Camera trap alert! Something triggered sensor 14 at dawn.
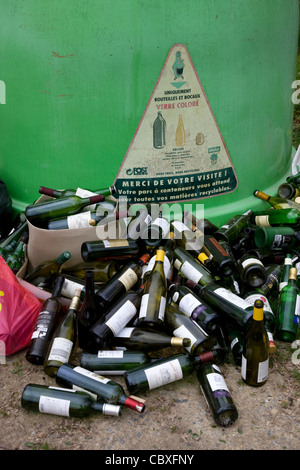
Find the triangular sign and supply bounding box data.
[114,43,238,204]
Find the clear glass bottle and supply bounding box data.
[25,251,71,288]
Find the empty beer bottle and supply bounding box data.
[197,362,238,427]
[56,363,145,413]
[43,288,81,377]
[26,276,65,365]
[138,247,167,330]
[241,299,269,386]
[21,384,121,418]
[276,267,300,342]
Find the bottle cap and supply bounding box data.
[254,190,269,201]
[253,299,264,321]
[124,396,145,413]
[171,337,191,347]
[155,248,165,262]
[289,267,298,280]
[198,252,209,264]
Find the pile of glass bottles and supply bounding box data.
[1,175,300,426]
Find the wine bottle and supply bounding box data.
[89,286,144,350]
[25,276,65,365]
[95,253,150,310]
[81,238,141,262]
[137,247,167,330]
[21,384,121,417]
[279,254,294,292]
[39,185,116,198]
[186,280,254,330]
[124,350,225,395]
[80,350,155,375]
[43,288,81,377]
[4,230,29,272]
[253,226,296,250]
[253,208,300,227]
[202,235,235,277]
[241,299,269,386]
[278,182,300,200]
[243,289,276,353]
[112,326,191,352]
[197,362,238,426]
[56,363,145,413]
[25,194,108,228]
[173,246,214,286]
[62,260,118,284]
[169,282,220,335]
[47,209,114,230]
[164,302,214,356]
[214,210,253,243]
[25,251,71,288]
[183,210,218,235]
[142,206,171,246]
[237,253,267,287]
[77,270,99,350]
[142,234,174,281]
[276,267,300,342]
[253,190,300,210]
[226,327,244,365]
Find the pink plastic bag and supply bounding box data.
[0,256,41,356]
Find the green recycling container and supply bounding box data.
[0,0,298,225]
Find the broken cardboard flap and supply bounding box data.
[114,43,238,205]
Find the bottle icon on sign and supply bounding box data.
[153,112,166,149]
[175,114,185,147]
[172,51,184,80]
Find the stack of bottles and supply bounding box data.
[2,176,300,426]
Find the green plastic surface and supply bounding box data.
[0,0,298,225]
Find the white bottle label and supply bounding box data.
[97,350,124,358]
[75,187,98,211]
[255,215,271,227]
[207,368,230,393]
[178,293,201,317]
[172,220,190,232]
[106,300,137,335]
[62,278,83,298]
[174,259,202,283]
[67,211,93,229]
[173,325,196,354]
[241,257,264,269]
[73,366,109,383]
[115,327,134,338]
[48,337,73,363]
[143,255,172,279]
[144,359,183,390]
[214,287,251,310]
[151,217,170,238]
[118,268,138,290]
[244,293,274,315]
[39,396,70,417]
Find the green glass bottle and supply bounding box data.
[0,219,28,257]
[276,267,300,342]
[80,350,155,375]
[43,288,81,377]
[183,209,218,235]
[279,254,294,292]
[241,299,269,386]
[113,326,191,352]
[25,251,71,288]
[137,248,167,330]
[254,190,300,210]
[197,362,238,426]
[253,226,296,250]
[56,363,145,413]
[89,286,144,350]
[47,208,114,230]
[254,208,300,227]
[95,253,150,311]
[4,230,29,272]
[25,276,65,365]
[21,384,122,417]
[62,260,118,284]
[164,302,214,356]
[237,253,267,287]
[25,194,107,228]
[173,246,214,286]
[124,350,225,395]
[214,210,253,243]
[278,182,300,200]
[186,280,254,331]
[286,171,300,185]
[202,234,235,277]
[169,282,220,335]
[39,185,116,198]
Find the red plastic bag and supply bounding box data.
[0,256,42,356]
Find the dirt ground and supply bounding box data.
[0,338,299,452]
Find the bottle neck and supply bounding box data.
[253,306,264,321]
[120,395,145,413]
[254,190,270,201]
[155,249,165,264]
